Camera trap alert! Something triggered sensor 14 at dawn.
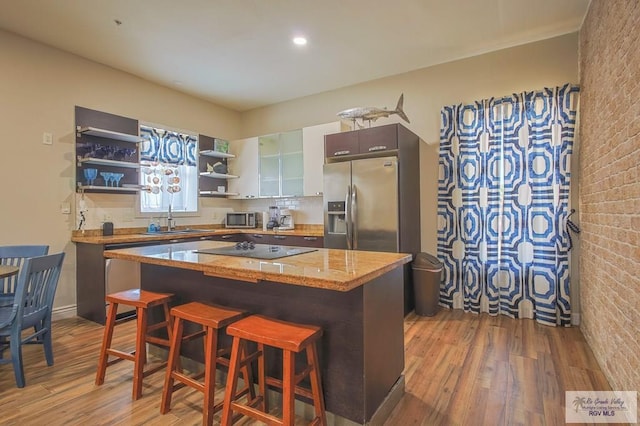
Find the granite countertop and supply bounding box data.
[104,240,411,291]
[71,225,324,244]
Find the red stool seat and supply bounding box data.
[221,315,326,426]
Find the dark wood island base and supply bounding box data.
[142,263,404,424]
[102,241,411,424]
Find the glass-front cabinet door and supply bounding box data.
[258,129,303,197]
[281,129,303,196]
[259,134,280,197]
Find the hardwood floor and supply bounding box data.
[385,310,611,426]
[0,309,610,425]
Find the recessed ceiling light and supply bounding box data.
[293,36,307,46]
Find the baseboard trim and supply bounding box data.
[571,312,581,326]
[52,304,77,321]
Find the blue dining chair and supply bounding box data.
[0,245,49,307]
[0,252,65,388]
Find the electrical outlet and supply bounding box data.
[103,214,112,222]
[60,202,71,214]
[123,211,134,222]
[42,132,53,145]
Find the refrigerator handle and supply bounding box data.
[352,185,358,250]
[345,185,352,250]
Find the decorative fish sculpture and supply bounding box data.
[337,94,410,126]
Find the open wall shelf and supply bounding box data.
[76,126,145,143]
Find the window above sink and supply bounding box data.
[139,125,198,214]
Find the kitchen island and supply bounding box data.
[72,226,324,324]
[104,240,410,425]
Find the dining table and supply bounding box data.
[0,265,19,279]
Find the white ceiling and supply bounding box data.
[0,0,589,112]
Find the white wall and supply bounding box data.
[0,29,241,310]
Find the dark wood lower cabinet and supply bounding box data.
[274,234,323,247]
[76,242,108,324]
[208,234,242,242]
[244,233,323,247]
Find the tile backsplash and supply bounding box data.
[74,193,323,231]
[237,196,323,225]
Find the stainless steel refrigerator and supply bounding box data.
[323,123,422,315]
[324,156,401,252]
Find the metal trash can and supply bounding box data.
[412,253,443,316]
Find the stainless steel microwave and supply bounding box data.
[225,212,258,228]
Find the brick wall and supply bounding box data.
[579,0,640,393]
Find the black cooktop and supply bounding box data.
[196,242,317,260]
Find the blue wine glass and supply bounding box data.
[83,168,97,186]
[100,172,112,187]
[112,173,124,187]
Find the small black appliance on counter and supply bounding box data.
[102,222,114,236]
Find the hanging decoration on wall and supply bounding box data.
[566,209,580,251]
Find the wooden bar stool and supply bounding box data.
[95,288,173,400]
[220,315,326,426]
[160,302,254,426]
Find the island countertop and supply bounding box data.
[104,240,411,292]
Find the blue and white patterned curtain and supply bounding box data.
[140,126,197,166]
[138,125,199,213]
[437,84,579,326]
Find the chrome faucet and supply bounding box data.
[167,204,175,231]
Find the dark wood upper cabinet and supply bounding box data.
[358,125,399,154]
[324,123,401,160]
[325,130,358,158]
